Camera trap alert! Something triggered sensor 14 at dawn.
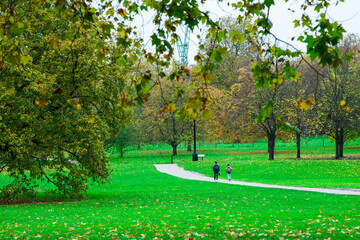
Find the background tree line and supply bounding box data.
[110,18,360,161]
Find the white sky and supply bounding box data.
[133,0,360,65]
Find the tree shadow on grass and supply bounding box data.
[279,156,360,161]
[0,198,84,206]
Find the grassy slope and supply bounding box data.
[0,137,360,239]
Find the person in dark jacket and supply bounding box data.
[213,161,220,180]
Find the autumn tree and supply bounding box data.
[200,16,255,91]
[105,125,136,158]
[278,57,320,158]
[198,16,261,145]
[317,35,360,159]
[0,4,135,199]
[141,76,193,156]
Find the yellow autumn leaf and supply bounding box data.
[39,99,48,108]
[40,88,48,94]
[308,97,315,104]
[341,105,351,111]
[88,117,95,124]
[49,38,59,48]
[273,74,283,85]
[119,29,126,37]
[117,8,128,16]
[296,100,310,111]
[169,104,177,112]
[20,55,32,65]
[74,103,81,110]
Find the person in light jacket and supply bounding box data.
[226,164,232,181]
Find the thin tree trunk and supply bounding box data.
[296,131,301,159]
[335,121,341,159]
[187,141,192,152]
[339,126,344,158]
[120,146,124,158]
[138,143,141,150]
[335,132,340,159]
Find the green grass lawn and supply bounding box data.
[173,137,360,189]
[1,137,360,239]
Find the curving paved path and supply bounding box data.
[154,164,360,196]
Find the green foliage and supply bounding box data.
[255,100,274,122]
[302,17,348,69]
[0,3,134,199]
[105,126,135,158]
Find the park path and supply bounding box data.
[154,164,360,196]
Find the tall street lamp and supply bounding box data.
[192,119,198,161]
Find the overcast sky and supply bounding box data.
[134,0,360,65]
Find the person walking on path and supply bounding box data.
[226,164,232,181]
[213,161,220,180]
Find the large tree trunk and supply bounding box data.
[335,140,341,159]
[268,134,276,160]
[172,143,178,156]
[296,131,301,159]
[339,142,344,158]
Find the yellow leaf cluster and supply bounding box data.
[87,117,95,124]
[74,103,81,110]
[296,97,315,111]
[169,104,177,112]
[35,99,48,108]
[340,100,351,111]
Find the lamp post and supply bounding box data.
[192,119,198,161]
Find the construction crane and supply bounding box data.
[176,27,190,66]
